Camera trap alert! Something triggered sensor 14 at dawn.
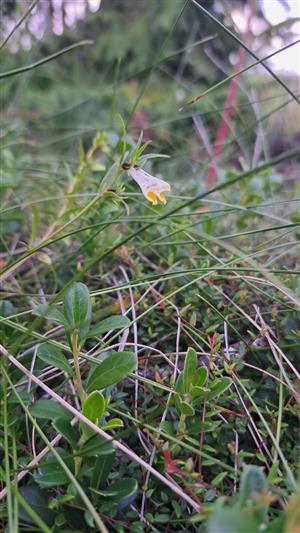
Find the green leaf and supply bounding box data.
[83,391,105,424]
[32,304,67,326]
[79,434,114,457]
[154,514,170,523]
[33,449,74,487]
[239,466,267,507]
[183,347,197,392]
[86,315,130,338]
[81,391,105,439]
[37,343,73,375]
[101,418,124,431]
[0,299,14,317]
[87,351,137,392]
[174,372,184,395]
[179,401,195,416]
[207,507,258,533]
[207,377,232,400]
[93,478,138,507]
[91,452,116,489]
[18,486,56,527]
[30,399,72,421]
[267,462,281,484]
[63,282,92,340]
[190,385,208,397]
[192,366,208,388]
[52,418,77,448]
[211,471,228,487]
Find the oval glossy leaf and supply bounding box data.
[19,486,56,527]
[37,343,73,376]
[80,392,105,439]
[79,434,114,457]
[33,449,74,487]
[63,282,91,338]
[192,366,208,388]
[52,418,77,448]
[91,452,116,489]
[30,399,72,421]
[94,478,138,502]
[87,351,137,392]
[101,418,124,431]
[83,391,105,424]
[32,304,67,326]
[183,347,197,392]
[179,401,195,416]
[86,315,131,338]
[174,372,184,395]
[190,385,207,398]
[207,377,232,400]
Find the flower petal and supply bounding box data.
[128,166,170,205]
[146,191,158,205]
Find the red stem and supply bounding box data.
[205,4,255,186]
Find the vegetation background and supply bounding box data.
[0,0,299,532]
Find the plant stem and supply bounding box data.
[71,332,85,404]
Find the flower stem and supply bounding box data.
[71,332,85,405]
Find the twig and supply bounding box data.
[0,345,201,513]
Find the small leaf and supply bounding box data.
[207,377,232,400]
[174,372,184,395]
[173,392,182,414]
[0,299,14,317]
[63,282,92,340]
[190,386,208,397]
[82,391,105,424]
[52,418,77,448]
[192,366,208,388]
[32,304,67,326]
[179,401,195,416]
[37,343,73,375]
[207,507,258,533]
[86,315,130,338]
[87,351,137,392]
[19,486,56,527]
[34,449,73,487]
[91,452,116,489]
[189,311,197,327]
[154,514,170,523]
[183,347,197,392]
[92,478,138,507]
[81,391,105,439]
[101,418,124,431]
[79,434,114,457]
[30,399,72,421]
[212,471,228,487]
[239,466,267,507]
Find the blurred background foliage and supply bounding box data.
[1,0,299,246]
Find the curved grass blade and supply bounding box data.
[0,40,93,79]
[188,0,300,105]
[0,0,39,52]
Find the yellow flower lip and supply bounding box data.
[146,191,158,205]
[123,162,171,205]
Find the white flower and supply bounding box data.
[124,164,171,205]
